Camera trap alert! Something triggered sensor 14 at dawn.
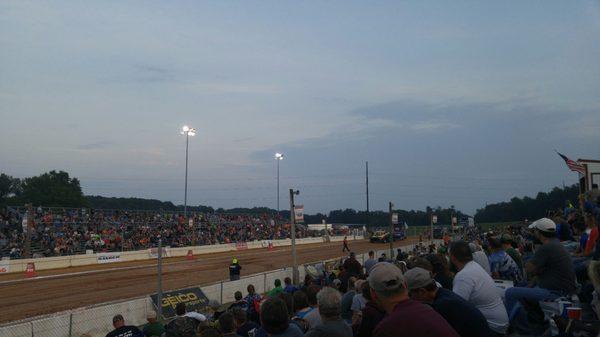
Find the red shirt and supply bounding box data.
[373,299,459,337]
[585,227,598,256]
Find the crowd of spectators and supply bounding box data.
[103,189,600,337]
[0,207,345,259]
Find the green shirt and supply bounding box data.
[142,322,165,337]
[267,286,284,298]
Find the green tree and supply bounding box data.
[0,173,21,206]
[18,170,88,207]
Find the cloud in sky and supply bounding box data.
[1,0,599,214]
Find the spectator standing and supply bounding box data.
[229,291,249,311]
[106,314,143,337]
[340,277,357,324]
[142,311,165,337]
[450,241,509,336]
[342,236,349,252]
[368,262,459,337]
[229,258,242,281]
[267,279,284,297]
[245,284,262,323]
[343,252,362,277]
[405,267,490,337]
[232,308,258,337]
[364,251,377,275]
[283,277,298,294]
[260,297,303,337]
[305,287,352,337]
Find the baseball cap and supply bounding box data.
[333,279,342,287]
[368,262,405,293]
[528,218,556,232]
[404,267,434,290]
[500,234,513,244]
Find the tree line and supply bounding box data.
[473,184,579,223]
[3,170,577,226]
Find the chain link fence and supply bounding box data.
[0,240,427,337]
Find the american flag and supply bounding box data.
[557,152,585,174]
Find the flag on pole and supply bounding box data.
[556,151,585,174]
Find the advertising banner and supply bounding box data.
[236,242,248,250]
[97,252,121,264]
[151,287,210,319]
[294,205,304,222]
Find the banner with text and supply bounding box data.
[151,287,210,319]
[97,252,121,264]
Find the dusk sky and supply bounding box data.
[1,1,599,215]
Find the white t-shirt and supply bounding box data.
[472,250,491,275]
[453,261,509,334]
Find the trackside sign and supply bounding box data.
[97,252,121,264]
[151,287,210,319]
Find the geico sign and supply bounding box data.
[162,293,199,309]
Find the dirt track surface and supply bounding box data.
[0,238,418,324]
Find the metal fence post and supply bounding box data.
[220,281,224,304]
[68,313,73,337]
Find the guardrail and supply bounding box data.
[0,240,432,337]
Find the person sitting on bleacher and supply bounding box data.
[488,237,523,284]
[504,218,577,330]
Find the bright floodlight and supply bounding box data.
[182,125,190,132]
[275,153,284,160]
[188,130,196,136]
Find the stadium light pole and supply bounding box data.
[275,153,284,213]
[180,125,196,218]
[289,188,300,284]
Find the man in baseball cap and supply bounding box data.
[505,217,576,332]
[368,262,458,337]
[404,267,489,337]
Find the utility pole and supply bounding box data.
[366,161,370,226]
[389,201,394,260]
[157,237,163,320]
[289,189,300,284]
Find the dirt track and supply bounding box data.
[0,238,418,324]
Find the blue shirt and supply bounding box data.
[284,284,298,293]
[489,250,522,283]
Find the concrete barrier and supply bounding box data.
[1,235,363,274]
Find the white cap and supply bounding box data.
[528,218,556,232]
